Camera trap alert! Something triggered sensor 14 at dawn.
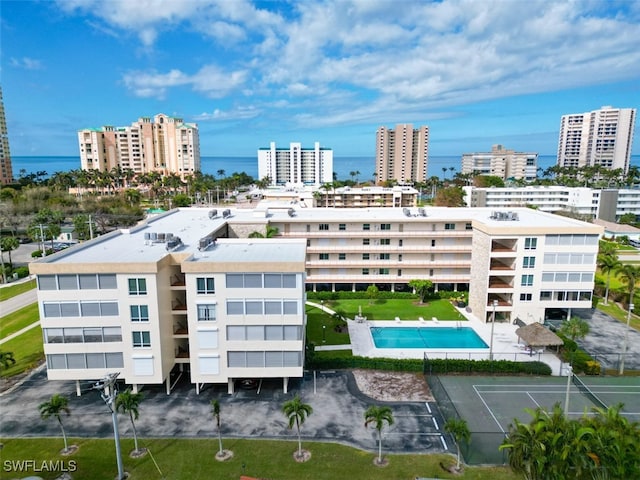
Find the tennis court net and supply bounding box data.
[572,375,607,409]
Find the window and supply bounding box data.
[399,239,403,247]
[380,224,391,230]
[339,224,346,231]
[246,300,263,315]
[227,301,243,315]
[380,239,390,245]
[198,304,216,321]
[380,253,390,260]
[465,223,472,230]
[128,278,147,295]
[521,275,534,286]
[379,268,389,275]
[132,331,151,348]
[362,253,370,260]
[79,274,98,289]
[265,300,282,314]
[523,257,536,269]
[338,253,346,260]
[319,253,329,260]
[397,269,402,276]
[363,239,370,245]
[58,275,78,290]
[196,277,215,294]
[98,274,117,289]
[245,274,262,288]
[363,224,370,230]
[431,239,436,247]
[319,224,329,231]
[226,274,243,288]
[38,275,57,290]
[520,293,532,301]
[362,268,369,275]
[130,305,149,322]
[524,238,537,250]
[445,223,455,230]
[540,291,552,300]
[283,301,297,315]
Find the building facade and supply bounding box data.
[78,113,200,177]
[375,124,429,183]
[557,106,636,173]
[463,185,640,223]
[0,87,13,185]
[31,206,600,392]
[461,144,537,181]
[257,142,333,186]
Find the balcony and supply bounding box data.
[170,273,186,288]
[489,260,515,271]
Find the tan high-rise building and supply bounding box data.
[0,87,13,185]
[557,106,636,173]
[375,124,429,184]
[461,145,538,181]
[78,113,200,177]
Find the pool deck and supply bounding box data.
[346,307,565,376]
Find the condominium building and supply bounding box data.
[31,206,600,393]
[0,87,13,185]
[259,185,418,208]
[461,144,537,181]
[464,185,640,223]
[257,142,333,186]
[375,124,429,183]
[78,113,200,177]
[557,106,636,173]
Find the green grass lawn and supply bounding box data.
[0,437,518,480]
[0,303,39,339]
[0,324,44,378]
[0,278,36,301]
[327,298,465,321]
[306,305,351,346]
[596,301,640,331]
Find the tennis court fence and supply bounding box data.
[426,373,508,465]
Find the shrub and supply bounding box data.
[14,266,30,278]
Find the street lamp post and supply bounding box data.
[322,325,326,343]
[489,299,498,361]
[619,302,634,375]
[93,372,125,480]
[563,364,573,416]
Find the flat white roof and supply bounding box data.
[34,206,600,266]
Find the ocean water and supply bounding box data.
[10,154,640,182]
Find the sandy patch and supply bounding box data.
[352,369,434,402]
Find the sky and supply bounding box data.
[2,0,640,158]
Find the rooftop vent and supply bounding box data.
[208,209,218,219]
[222,209,231,219]
[490,211,519,221]
[418,207,427,217]
[288,208,296,217]
[403,208,411,217]
[166,236,183,251]
[198,235,216,251]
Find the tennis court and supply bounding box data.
[429,374,640,464]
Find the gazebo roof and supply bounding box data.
[515,322,563,347]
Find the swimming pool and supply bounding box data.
[370,326,488,349]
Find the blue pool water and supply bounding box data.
[371,326,488,349]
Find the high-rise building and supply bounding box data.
[258,142,333,186]
[557,106,636,173]
[0,87,13,185]
[375,124,429,184]
[78,113,200,177]
[461,145,537,181]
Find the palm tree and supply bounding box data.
[248,225,279,238]
[444,418,471,471]
[0,350,16,370]
[616,264,640,374]
[115,388,145,454]
[282,395,313,460]
[39,394,71,453]
[211,399,227,458]
[0,236,19,264]
[364,405,394,464]
[217,169,226,178]
[597,253,620,305]
[559,316,590,342]
[441,167,447,180]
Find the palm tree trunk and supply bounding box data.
[217,427,223,455]
[456,444,461,469]
[296,419,302,457]
[605,274,611,305]
[130,412,139,452]
[58,416,68,451]
[378,430,382,463]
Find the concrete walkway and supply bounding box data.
[1,288,37,316]
[0,320,41,345]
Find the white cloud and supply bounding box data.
[195,106,260,121]
[10,57,43,70]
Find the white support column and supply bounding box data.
[132,384,139,394]
[227,378,235,395]
[166,377,171,395]
[195,383,200,395]
[283,377,289,394]
[76,380,81,397]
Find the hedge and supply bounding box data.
[307,352,551,376]
[306,290,468,302]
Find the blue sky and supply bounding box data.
[2,0,640,157]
